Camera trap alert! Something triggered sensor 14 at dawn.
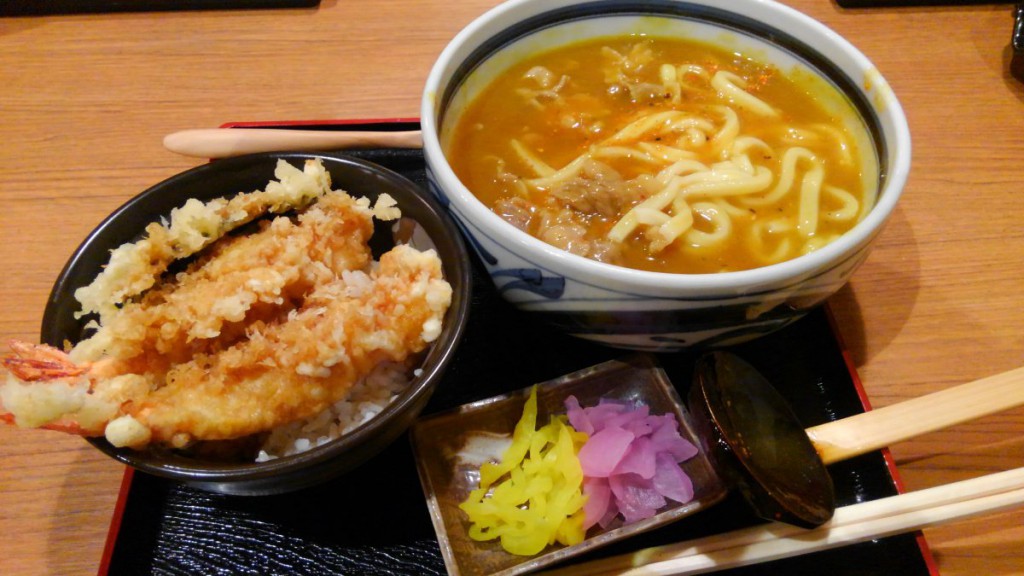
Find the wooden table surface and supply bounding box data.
[1,1,1021,574]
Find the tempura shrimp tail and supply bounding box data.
[0,342,152,443]
[2,340,86,381]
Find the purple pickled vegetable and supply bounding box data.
[582,477,611,530]
[609,472,667,523]
[611,435,657,479]
[577,425,635,477]
[566,396,699,529]
[653,452,695,504]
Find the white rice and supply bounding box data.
[254,360,412,462]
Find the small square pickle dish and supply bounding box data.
[410,354,729,576]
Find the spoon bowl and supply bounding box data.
[689,351,834,528]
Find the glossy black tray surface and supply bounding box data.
[100,132,935,576]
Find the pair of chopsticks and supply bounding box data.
[544,467,1024,575]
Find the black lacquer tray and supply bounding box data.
[98,121,937,576]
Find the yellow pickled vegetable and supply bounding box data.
[459,385,590,556]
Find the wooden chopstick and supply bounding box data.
[163,128,424,158]
[806,366,1024,465]
[542,467,1024,576]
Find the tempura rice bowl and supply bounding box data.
[41,152,470,495]
[421,0,910,350]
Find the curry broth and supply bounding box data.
[447,35,872,274]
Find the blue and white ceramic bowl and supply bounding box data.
[421,0,910,351]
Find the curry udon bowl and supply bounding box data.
[421,0,910,351]
[40,152,471,495]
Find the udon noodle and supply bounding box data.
[445,37,877,273]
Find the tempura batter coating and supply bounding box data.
[128,244,451,447]
[70,190,376,365]
[74,159,333,321]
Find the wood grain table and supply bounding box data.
[1,1,1021,574]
